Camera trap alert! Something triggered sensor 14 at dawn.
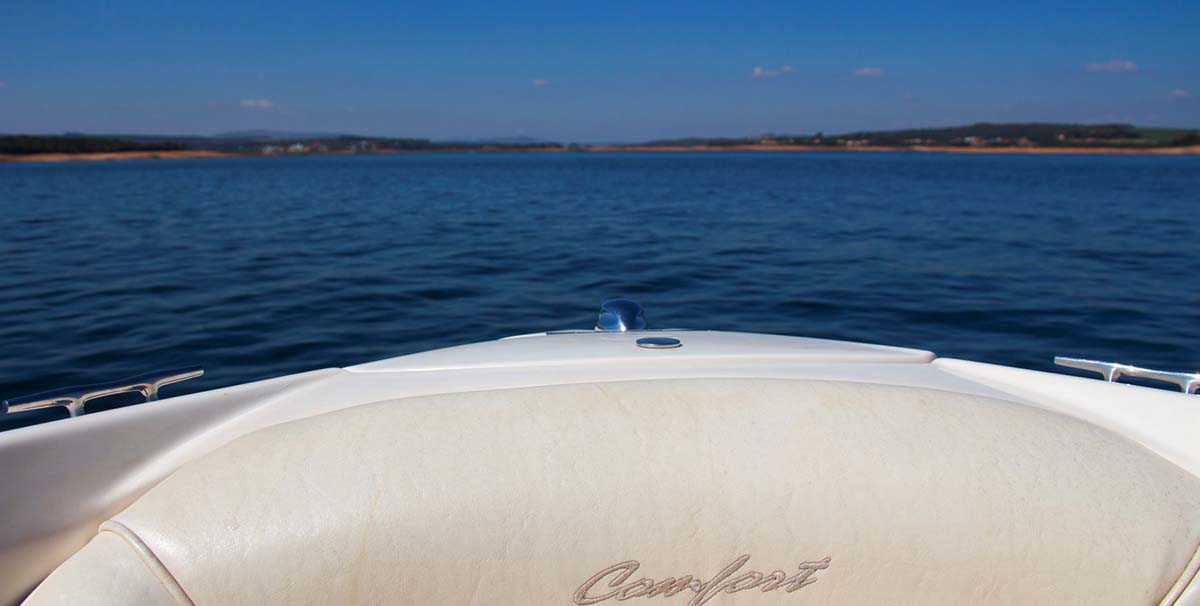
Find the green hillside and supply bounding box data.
[0,135,185,155]
[645,123,1200,148]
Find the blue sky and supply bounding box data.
[1,1,1197,141]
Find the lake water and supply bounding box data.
[1,152,1198,403]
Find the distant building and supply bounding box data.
[287,143,307,153]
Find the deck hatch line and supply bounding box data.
[1159,537,1200,606]
[99,519,196,606]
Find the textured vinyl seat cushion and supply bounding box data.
[26,379,1200,605]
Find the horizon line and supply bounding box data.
[4,120,1199,146]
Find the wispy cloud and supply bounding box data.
[854,67,884,78]
[239,98,274,109]
[1086,60,1137,73]
[1168,89,1192,99]
[532,79,550,87]
[751,65,794,80]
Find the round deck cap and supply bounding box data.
[636,337,682,349]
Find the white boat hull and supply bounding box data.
[3,330,1198,604]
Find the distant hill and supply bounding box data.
[439,135,556,145]
[0,132,569,156]
[0,135,186,155]
[644,123,1200,149]
[832,123,1198,147]
[6,123,1197,158]
[211,129,356,142]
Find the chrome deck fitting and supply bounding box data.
[636,336,682,349]
[1054,357,1199,394]
[2,366,205,417]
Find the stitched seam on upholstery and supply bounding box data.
[1159,539,1200,606]
[99,520,196,606]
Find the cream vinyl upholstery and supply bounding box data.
[25,379,1200,605]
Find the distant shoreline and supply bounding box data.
[0,150,236,163]
[3,144,1199,163]
[586,144,1200,155]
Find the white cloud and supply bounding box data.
[854,67,884,78]
[752,65,793,80]
[532,79,550,87]
[239,98,273,109]
[1087,60,1137,73]
[1168,89,1192,99]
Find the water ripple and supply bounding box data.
[0,152,1198,401]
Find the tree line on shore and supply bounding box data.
[0,134,564,155]
[3,123,1198,155]
[0,135,187,155]
[642,123,1200,148]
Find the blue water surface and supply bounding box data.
[1,152,1197,401]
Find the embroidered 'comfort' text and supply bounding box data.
[573,555,831,605]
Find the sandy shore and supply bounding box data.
[3,145,1197,163]
[0,150,236,163]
